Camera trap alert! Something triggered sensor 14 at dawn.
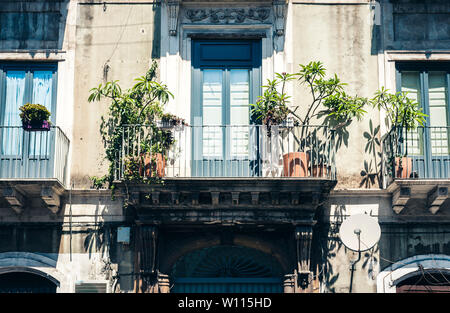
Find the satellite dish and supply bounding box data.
[339,214,381,252]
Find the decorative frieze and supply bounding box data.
[185,8,271,24]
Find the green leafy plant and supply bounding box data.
[292,61,367,143]
[250,72,295,132]
[88,60,178,189]
[251,61,368,150]
[19,103,51,124]
[371,87,426,157]
[90,175,108,189]
[370,87,427,179]
[159,112,188,127]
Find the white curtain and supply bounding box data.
[2,71,26,155]
[29,71,53,156]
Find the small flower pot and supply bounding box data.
[395,156,413,178]
[22,120,50,131]
[283,152,309,177]
[141,153,166,178]
[312,163,331,178]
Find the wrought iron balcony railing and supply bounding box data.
[113,124,336,180]
[0,126,70,186]
[382,126,450,187]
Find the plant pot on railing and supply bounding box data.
[395,156,413,178]
[283,152,309,177]
[312,163,331,178]
[123,153,166,180]
[19,103,51,131]
[141,153,166,178]
[22,119,51,131]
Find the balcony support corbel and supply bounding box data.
[152,192,160,205]
[291,192,300,205]
[211,192,220,206]
[231,192,240,205]
[392,186,411,214]
[271,192,279,205]
[191,192,199,205]
[171,192,180,205]
[41,186,61,214]
[427,186,448,215]
[3,187,25,214]
[251,192,259,205]
[128,192,140,206]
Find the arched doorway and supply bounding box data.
[0,271,57,293]
[396,270,450,293]
[170,245,284,293]
[377,254,450,293]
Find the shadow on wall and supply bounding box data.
[0,0,69,51]
[312,204,379,292]
[360,119,382,188]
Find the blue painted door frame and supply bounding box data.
[191,40,261,177]
[396,62,450,179]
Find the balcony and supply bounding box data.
[382,126,450,215]
[112,125,337,225]
[113,125,336,181]
[0,126,69,214]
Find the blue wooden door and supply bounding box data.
[191,40,261,177]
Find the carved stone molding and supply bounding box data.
[138,225,158,275]
[295,225,313,289]
[185,8,271,24]
[272,1,286,36]
[168,0,180,36]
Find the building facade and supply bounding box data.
[0,0,449,293]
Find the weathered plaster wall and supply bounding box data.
[72,1,160,188]
[291,3,380,189]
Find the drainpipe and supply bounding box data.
[348,229,361,293]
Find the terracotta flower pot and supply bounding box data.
[395,156,412,178]
[283,152,309,177]
[312,163,331,178]
[140,153,166,178]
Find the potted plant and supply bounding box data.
[252,62,367,177]
[157,112,188,129]
[371,88,427,179]
[19,103,51,131]
[88,60,181,183]
[250,73,306,176]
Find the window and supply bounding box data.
[191,40,261,177]
[0,63,57,156]
[396,62,450,178]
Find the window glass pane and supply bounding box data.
[2,71,26,155]
[202,70,222,158]
[230,69,250,158]
[401,71,423,155]
[29,71,53,156]
[428,72,448,155]
[32,71,53,112]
